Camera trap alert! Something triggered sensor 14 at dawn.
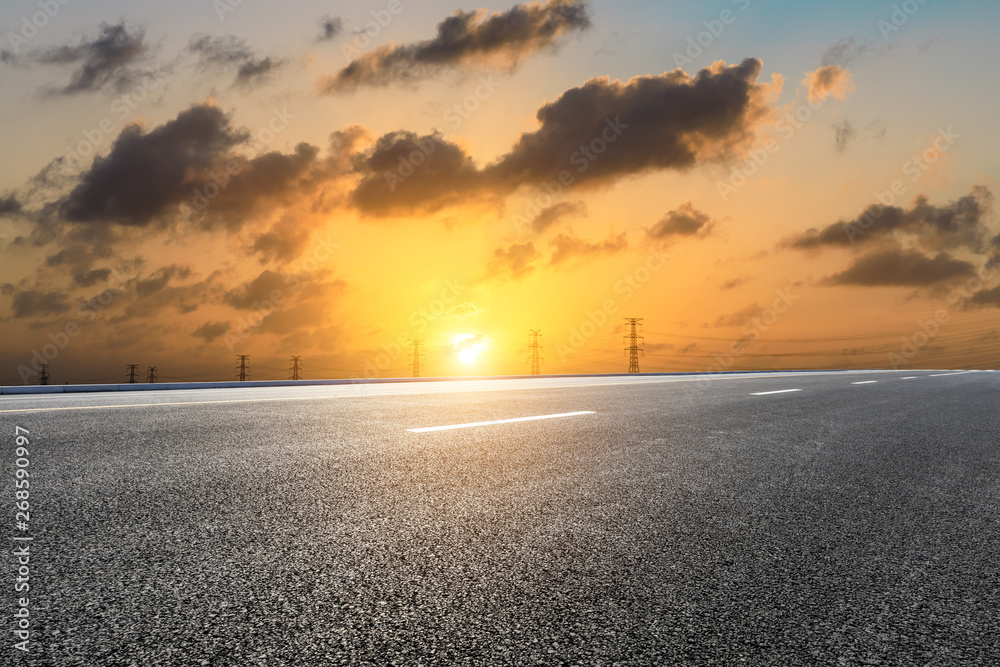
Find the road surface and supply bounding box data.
[2,370,998,665]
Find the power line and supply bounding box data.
[624,318,644,374]
[528,330,543,375]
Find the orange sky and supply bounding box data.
[1,0,998,384]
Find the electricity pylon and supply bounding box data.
[146,367,157,383]
[126,364,139,384]
[289,356,303,381]
[235,355,250,382]
[623,318,644,374]
[38,364,50,386]
[409,340,425,378]
[528,330,543,375]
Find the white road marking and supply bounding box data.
[852,381,878,385]
[749,389,802,396]
[901,377,918,380]
[929,371,976,377]
[408,411,596,433]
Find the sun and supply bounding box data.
[453,333,487,365]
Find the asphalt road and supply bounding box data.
[2,370,999,665]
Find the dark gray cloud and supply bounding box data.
[715,303,764,328]
[647,202,713,239]
[192,321,229,343]
[31,22,149,95]
[234,57,283,88]
[59,104,248,227]
[10,290,71,318]
[71,268,112,287]
[789,186,994,253]
[824,248,976,287]
[352,58,774,215]
[317,16,343,42]
[0,194,22,216]
[531,201,585,233]
[351,132,483,215]
[322,0,590,92]
[187,34,285,89]
[224,270,289,310]
[251,216,312,263]
[549,232,627,265]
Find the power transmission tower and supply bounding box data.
[146,367,157,383]
[38,364,50,386]
[126,364,139,384]
[409,340,425,378]
[235,355,250,382]
[623,318,644,374]
[289,356,303,381]
[528,330,544,375]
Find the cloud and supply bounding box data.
[530,201,585,233]
[480,242,540,282]
[135,265,192,298]
[192,321,230,343]
[224,270,291,310]
[251,215,312,263]
[351,132,483,215]
[823,248,976,287]
[833,119,887,152]
[714,303,764,327]
[58,104,248,227]
[549,232,627,265]
[71,268,112,287]
[352,58,778,215]
[187,35,286,89]
[234,57,284,88]
[444,303,483,319]
[10,290,71,318]
[321,0,590,92]
[803,65,854,104]
[30,22,149,95]
[647,202,713,239]
[0,195,22,216]
[821,37,886,67]
[317,16,343,42]
[788,186,994,253]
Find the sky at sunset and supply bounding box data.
[1,0,999,385]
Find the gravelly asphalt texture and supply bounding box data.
[2,370,999,666]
